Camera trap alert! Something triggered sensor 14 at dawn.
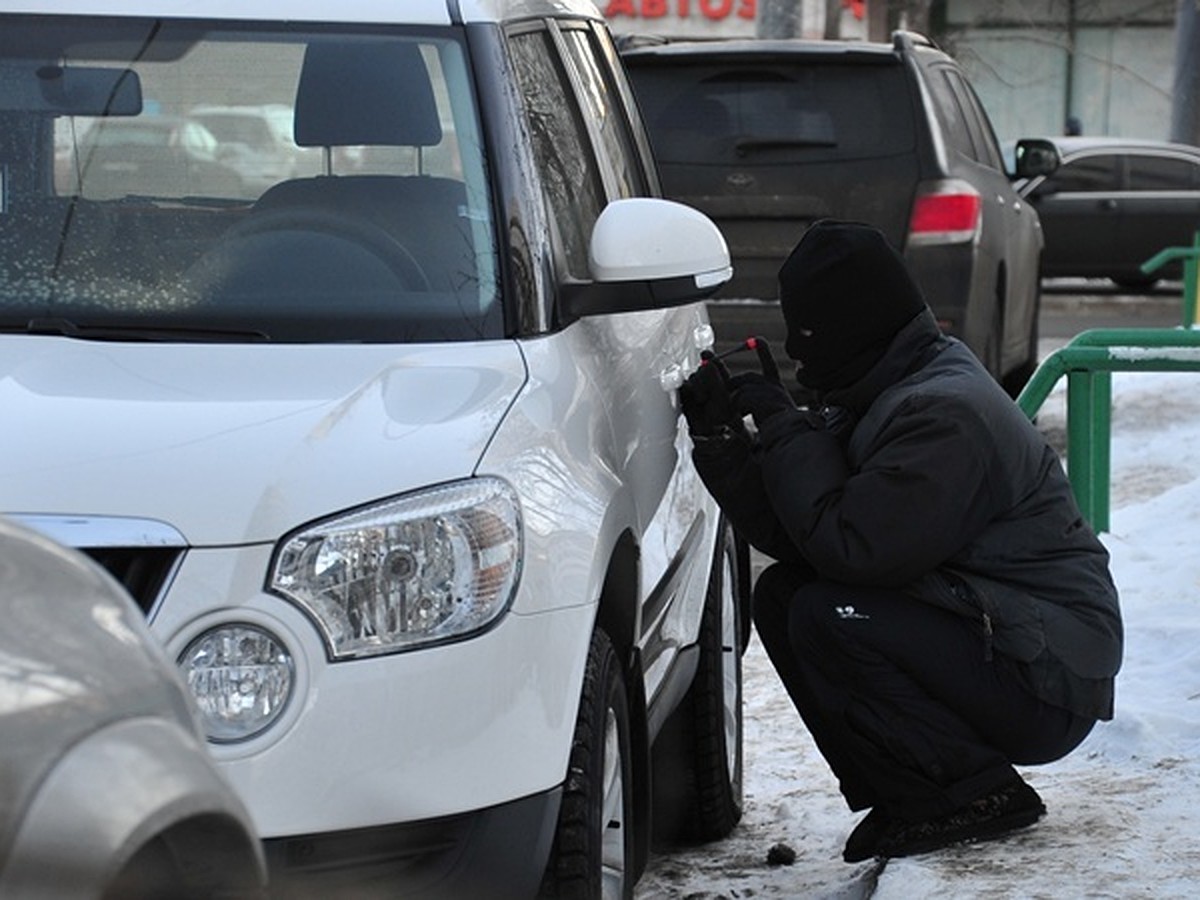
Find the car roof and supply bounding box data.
[1032,135,1200,159]
[1,0,603,26]
[620,36,901,65]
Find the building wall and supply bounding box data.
[600,0,860,40]
[941,0,1177,142]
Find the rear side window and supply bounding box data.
[628,61,915,166]
[924,65,975,161]
[938,67,1005,172]
[1127,154,1200,190]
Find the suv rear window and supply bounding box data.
[628,61,916,166]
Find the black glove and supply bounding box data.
[730,372,795,428]
[728,337,795,429]
[679,351,742,438]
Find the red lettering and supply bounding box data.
[699,0,733,19]
[601,0,750,19]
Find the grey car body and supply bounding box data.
[622,31,1048,396]
[1012,135,1200,287]
[0,517,265,900]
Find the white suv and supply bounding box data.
[0,1,745,896]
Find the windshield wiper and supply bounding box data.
[7,317,271,343]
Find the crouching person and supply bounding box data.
[679,220,1122,862]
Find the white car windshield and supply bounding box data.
[0,16,501,343]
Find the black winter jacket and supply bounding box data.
[694,309,1122,720]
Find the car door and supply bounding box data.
[931,63,1040,376]
[944,69,1041,352]
[1027,152,1122,277]
[505,19,709,702]
[1117,151,1200,276]
[558,22,714,696]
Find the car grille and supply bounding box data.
[83,546,183,616]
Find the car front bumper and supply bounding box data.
[262,787,559,899]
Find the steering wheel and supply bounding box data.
[219,207,434,293]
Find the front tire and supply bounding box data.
[540,629,634,900]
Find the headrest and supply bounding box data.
[294,41,442,148]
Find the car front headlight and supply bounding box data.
[269,478,522,659]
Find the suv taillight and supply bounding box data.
[907,180,982,245]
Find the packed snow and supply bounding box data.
[638,357,1200,897]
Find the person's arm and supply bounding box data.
[691,431,808,564]
[679,347,807,564]
[757,394,998,585]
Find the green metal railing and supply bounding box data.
[1016,328,1200,532]
[1016,240,1200,532]
[1141,231,1200,328]
[1012,240,1200,535]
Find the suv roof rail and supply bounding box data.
[892,30,940,53]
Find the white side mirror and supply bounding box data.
[589,197,731,289]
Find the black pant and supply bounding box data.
[753,563,1096,821]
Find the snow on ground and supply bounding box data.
[637,367,1200,898]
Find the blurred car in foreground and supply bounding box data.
[0,517,265,900]
[622,32,1056,396]
[1011,136,1200,289]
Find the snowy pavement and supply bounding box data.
[637,366,1200,899]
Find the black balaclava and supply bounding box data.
[779,219,928,391]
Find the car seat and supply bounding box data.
[185,40,478,310]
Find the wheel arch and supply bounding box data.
[592,527,653,882]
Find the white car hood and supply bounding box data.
[0,337,525,545]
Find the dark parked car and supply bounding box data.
[0,516,266,900]
[622,32,1056,395]
[1010,136,1200,288]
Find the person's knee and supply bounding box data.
[785,580,853,654]
[752,562,807,629]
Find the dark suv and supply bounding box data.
[622,32,1056,395]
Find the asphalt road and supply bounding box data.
[1039,278,1185,354]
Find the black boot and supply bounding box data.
[843,808,898,863]
[871,778,1046,859]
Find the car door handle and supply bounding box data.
[1100,198,1118,211]
[661,324,716,392]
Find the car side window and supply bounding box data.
[557,25,648,199]
[924,65,975,161]
[508,27,607,281]
[1127,155,1200,191]
[1040,155,1121,194]
[946,71,1006,172]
